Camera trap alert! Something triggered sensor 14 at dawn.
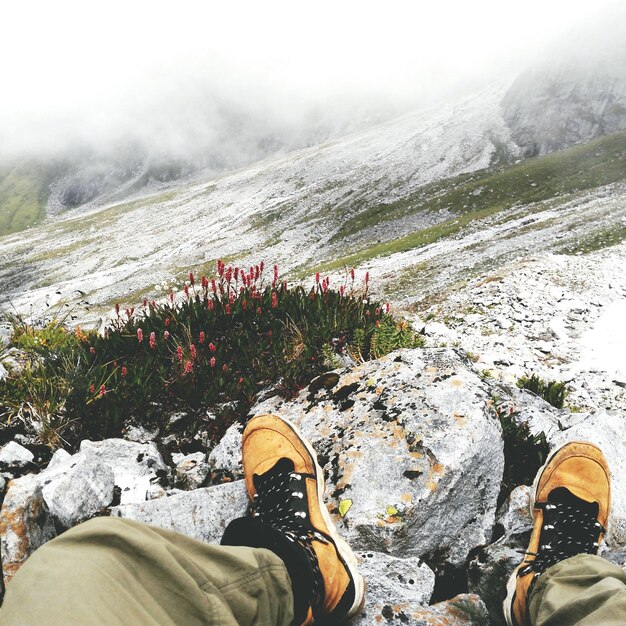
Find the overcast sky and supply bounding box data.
[1,0,622,162]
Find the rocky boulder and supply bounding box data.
[213,348,505,574]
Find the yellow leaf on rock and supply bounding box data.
[339,499,353,518]
[386,505,398,516]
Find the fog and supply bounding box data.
[0,0,623,167]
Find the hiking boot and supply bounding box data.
[503,441,610,626]
[241,413,364,625]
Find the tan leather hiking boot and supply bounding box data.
[503,441,610,626]
[242,414,365,625]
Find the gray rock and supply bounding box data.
[79,439,170,505]
[0,362,7,381]
[251,348,504,567]
[111,480,248,544]
[40,455,115,528]
[0,475,56,585]
[468,486,533,625]
[209,422,244,474]
[354,593,489,626]
[46,448,71,470]
[124,424,160,443]
[357,551,435,608]
[0,441,34,469]
[175,452,210,490]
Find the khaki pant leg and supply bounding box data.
[0,517,294,626]
[529,553,626,626]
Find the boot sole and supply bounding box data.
[266,414,366,621]
[502,440,604,626]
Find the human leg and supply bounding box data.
[504,441,613,626]
[0,516,294,626]
[528,553,626,626]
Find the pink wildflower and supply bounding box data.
[137,328,143,343]
[149,332,156,349]
[225,304,231,315]
[121,366,127,378]
[189,272,195,286]
[272,292,278,308]
[177,346,183,362]
[208,299,214,311]
[274,265,279,283]
[211,279,217,294]
[260,260,265,273]
[210,356,216,368]
[257,306,262,315]
[199,331,205,344]
[89,384,95,394]
[209,342,216,352]
[164,330,170,339]
[170,292,174,302]
[143,298,147,308]
[165,317,170,327]
[190,344,197,360]
[99,384,106,397]
[184,360,193,375]
[350,268,355,281]
[365,272,369,285]
[90,346,96,355]
[184,284,189,297]
[316,272,320,283]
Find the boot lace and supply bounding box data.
[518,489,605,596]
[251,459,328,617]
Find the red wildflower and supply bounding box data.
[89,384,95,394]
[210,356,216,368]
[257,306,262,315]
[229,291,235,304]
[239,377,244,384]
[177,346,183,362]
[190,344,197,359]
[209,342,216,352]
[282,280,287,292]
[211,279,217,293]
[260,260,265,273]
[340,285,345,296]
[310,290,315,301]
[375,307,380,316]
[272,292,278,308]
[99,384,106,397]
[208,299,214,311]
[365,271,370,285]
[274,265,279,283]
[90,346,96,355]
[222,363,228,373]
[113,360,118,368]
[149,332,156,349]
[184,360,193,375]
[170,292,174,302]
[121,366,127,378]
[316,272,320,283]
[201,275,208,290]
[165,317,170,327]
[225,303,231,315]
[350,268,355,281]
[255,265,260,280]
[164,330,170,339]
[199,331,205,344]
[234,267,239,281]
[225,267,233,283]
[385,303,390,313]
[143,298,147,308]
[115,303,120,316]
[137,328,143,342]
[189,272,195,286]
[184,284,189,297]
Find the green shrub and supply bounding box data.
[495,401,549,506]
[517,374,567,408]
[0,262,421,449]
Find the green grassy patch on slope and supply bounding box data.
[0,162,56,236]
[331,130,626,243]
